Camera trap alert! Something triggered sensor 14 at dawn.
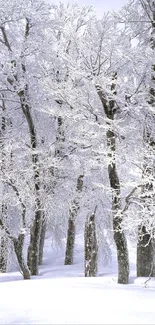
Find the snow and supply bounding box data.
[1,235,155,324]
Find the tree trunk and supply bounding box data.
[84,208,98,277]
[65,217,75,265]
[113,216,129,283]
[137,226,155,277]
[18,82,42,275]
[0,203,8,274]
[65,175,84,265]
[39,216,47,265]
[13,234,30,280]
[55,116,65,157]
[27,208,42,275]
[137,182,155,276]
[0,234,8,273]
[0,218,30,279]
[107,128,129,284]
[96,75,129,284]
[19,87,42,275]
[0,95,8,273]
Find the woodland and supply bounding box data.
[1,0,155,284]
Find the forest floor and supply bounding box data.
[0,234,155,324]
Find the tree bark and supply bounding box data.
[137,226,155,277]
[0,218,30,279]
[27,209,42,275]
[0,232,8,273]
[64,217,75,265]
[84,207,98,277]
[65,175,84,265]
[39,215,47,265]
[13,234,30,280]
[19,20,43,276]
[96,75,129,284]
[137,177,155,276]
[18,74,42,275]
[0,95,8,273]
[107,128,129,284]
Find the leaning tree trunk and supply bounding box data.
[96,75,129,284]
[18,20,43,275]
[0,218,30,280]
[13,234,30,280]
[137,4,155,277]
[20,91,42,275]
[107,128,129,284]
[84,207,98,277]
[65,175,84,265]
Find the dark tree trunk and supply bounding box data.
[27,242,31,270]
[27,208,42,275]
[107,128,129,284]
[137,180,155,277]
[65,217,75,265]
[113,216,129,283]
[137,226,155,277]
[84,208,98,277]
[0,234,8,273]
[19,86,42,275]
[4,182,30,279]
[0,95,8,273]
[96,75,129,284]
[18,80,42,275]
[13,234,30,280]
[39,216,47,265]
[55,116,65,157]
[28,214,45,270]
[0,217,30,279]
[65,175,84,265]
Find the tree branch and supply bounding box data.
[5,180,26,228]
[122,184,143,213]
[0,26,12,52]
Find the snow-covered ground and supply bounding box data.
[1,234,155,324]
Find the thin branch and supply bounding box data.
[5,180,26,228]
[0,26,12,52]
[122,184,143,213]
[0,218,14,240]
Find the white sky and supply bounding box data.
[48,0,128,14]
